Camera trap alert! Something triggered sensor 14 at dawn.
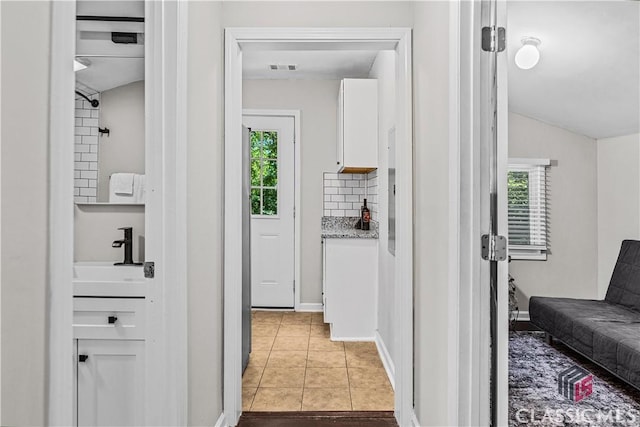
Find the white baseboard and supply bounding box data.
[214,412,226,427]
[332,335,375,342]
[296,303,323,312]
[516,311,530,322]
[375,331,396,390]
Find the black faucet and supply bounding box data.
[113,227,142,266]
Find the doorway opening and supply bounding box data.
[224,28,413,426]
[505,0,640,422]
[48,1,187,425]
[241,51,394,415]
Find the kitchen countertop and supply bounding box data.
[321,216,379,239]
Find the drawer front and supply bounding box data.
[74,298,146,340]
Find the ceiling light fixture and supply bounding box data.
[515,37,541,70]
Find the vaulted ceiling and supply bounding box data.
[507,1,640,139]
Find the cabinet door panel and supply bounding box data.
[324,238,378,339]
[341,79,378,170]
[77,340,145,427]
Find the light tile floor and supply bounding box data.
[242,310,395,412]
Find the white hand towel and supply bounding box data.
[110,173,135,195]
[133,174,146,204]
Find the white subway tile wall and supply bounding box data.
[322,171,378,218]
[367,169,378,219]
[74,91,100,203]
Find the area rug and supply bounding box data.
[509,332,640,426]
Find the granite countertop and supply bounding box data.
[321,216,379,239]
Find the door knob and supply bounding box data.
[108,316,118,324]
[79,355,89,363]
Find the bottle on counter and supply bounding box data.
[361,198,370,231]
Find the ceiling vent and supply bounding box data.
[269,64,297,71]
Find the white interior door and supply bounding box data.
[243,114,295,308]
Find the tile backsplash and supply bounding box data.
[74,86,100,203]
[323,170,378,219]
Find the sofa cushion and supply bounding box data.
[530,295,640,389]
[530,297,640,359]
[617,338,640,388]
[530,297,638,330]
[605,240,640,312]
[530,297,599,336]
[592,322,640,380]
[530,297,603,355]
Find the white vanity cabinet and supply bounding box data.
[73,264,146,427]
[322,238,378,340]
[336,78,378,173]
[76,339,145,427]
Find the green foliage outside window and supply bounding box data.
[508,171,530,245]
[250,130,278,215]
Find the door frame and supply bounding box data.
[47,1,188,425]
[452,0,509,425]
[243,109,302,310]
[224,28,413,426]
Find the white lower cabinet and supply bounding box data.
[322,238,378,340]
[77,339,145,427]
[74,296,146,427]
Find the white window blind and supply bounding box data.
[508,158,550,260]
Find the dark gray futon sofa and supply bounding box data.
[530,239,640,389]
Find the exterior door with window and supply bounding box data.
[243,114,295,308]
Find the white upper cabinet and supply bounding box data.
[336,78,378,173]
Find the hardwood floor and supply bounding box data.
[237,411,398,427]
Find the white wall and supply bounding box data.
[222,1,414,27]
[74,206,145,262]
[98,80,145,201]
[187,2,224,424]
[243,79,340,304]
[368,50,397,368]
[508,112,599,310]
[597,133,640,298]
[0,1,49,425]
[412,2,453,424]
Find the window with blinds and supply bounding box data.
[508,159,550,260]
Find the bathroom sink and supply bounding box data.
[73,262,145,282]
[74,262,146,297]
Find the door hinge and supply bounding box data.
[144,261,155,278]
[482,26,506,52]
[481,234,507,261]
